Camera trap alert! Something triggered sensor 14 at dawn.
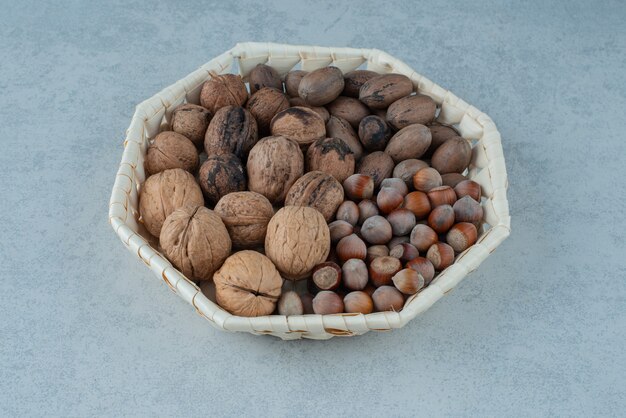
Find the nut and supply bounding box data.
[203,106,258,159]
[328,220,354,243]
[453,196,483,225]
[387,235,410,250]
[270,106,326,146]
[247,136,304,204]
[342,259,368,290]
[428,204,455,234]
[389,243,419,263]
[409,224,439,252]
[386,209,416,236]
[342,70,379,97]
[413,167,443,192]
[357,151,394,188]
[312,262,342,290]
[385,124,432,163]
[285,171,344,222]
[306,137,356,183]
[369,256,402,287]
[312,291,344,314]
[372,285,404,311]
[441,173,468,188]
[446,222,478,253]
[343,291,374,314]
[392,268,424,295]
[403,191,432,219]
[406,257,435,286]
[298,66,345,106]
[380,178,408,197]
[326,96,370,128]
[454,180,482,201]
[214,250,282,317]
[214,191,274,248]
[336,234,367,262]
[377,187,404,214]
[393,159,429,187]
[336,201,359,226]
[426,242,455,270]
[200,74,248,113]
[359,73,413,109]
[343,174,374,201]
[358,115,392,152]
[366,245,389,264]
[248,63,283,94]
[277,290,304,316]
[386,94,437,130]
[427,123,460,156]
[246,87,289,134]
[145,131,199,175]
[326,116,364,161]
[357,199,379,224]
[265,206,330,280]
[361,215,393,245]
[288,97,330,122]
[427,186,457,207]
[431,136,472,174]
[198,154,247,205]
[139,168,204,237]
[284,70,308,97]
[171,104,212,147]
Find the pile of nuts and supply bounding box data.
[138,63,483,317]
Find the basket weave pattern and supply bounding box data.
[108,42,510,340]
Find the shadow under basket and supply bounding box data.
[108,42,511,340]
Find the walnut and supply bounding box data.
[213,250,282,317]
[139,168,204,237]
[248,64,283,94]
[285,171,345,222]
[214,191,274,248]
[265,206,331,280]
[246,136,304,204]
[199,74,248,113]
[269,106,326,147]
[159,206,231,281]
[204,106,258,159]
[171,104,212,147]
[245,87,289,134]
[198,154,247,205]
[305,137,355,183]
[144,131,199,176]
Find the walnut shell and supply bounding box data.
[359,73,413,109]
[214,191,274,248]
[431,136,472,174]
[298,66,345,106]
[246,136,304,204]
[386,94,437,130]
[160,206,231,281]
[270,106,326,146]
[285,171,345,222]
[203,106,258,159]
[265,206,331,280]
[357,151,395,188]
[198,154,247,205]
[248,64,283,94]
[358,115,392,152]
[342,70,379,97]
[171,104,212,147]
[284,70,308,97]
[288,97,330,123]
[305,137,355,183]
[139,168,204,237]
[385,124,432,163]
[145,131,199,175]
[214,250,282,317]
[246,87,289,134]
[199,74,248,113]
[325,96,370,128]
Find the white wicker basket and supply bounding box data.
[108,42,510,340]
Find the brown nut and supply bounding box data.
[214,250,282,317]
[386,209,416,236]
[453,196,484,225]
[403,191,432,219]
[214,191,274,248]
[361,215,393,245]
[326,96,370,128]
[246,87,289,134]
[366,245,389,263]
[380,178,409,197]
[306,137,356,183]
[198,154,247,205]
[248,63,282,94]
[300,293,315,314]
[343,291,374,314]
[441,173,468,188]
[393,159,429,187]
[336,201,359,226]
[454,180,482,201]
[358,151,394,188]
[336,234,367,262]
[409,224,439,252]
[171,104,212,147]
[312,290,344,314]
[343,174,374,201]
[386,94,437,130]
[372,285,404,311]
[358,115,392,152]
[359,73,413,109]
[426,242,455,271]
[392,268,424,295]
[427,186,458,207]
[342,259,368,290]
[145,131,199,175]
[312,262,342,290]
[406,257,435,286]
[326,116,364,161]
[298,66,344,106]
[277,290,304,316]
[284,70,308,97]
[377,187,404,215]
[329,220,354,243]
[357,199,379,224]
[413,167,443,192]
[446,222,478,253]
[389,243,419,263]
[204,106,258,159]
[200,74,248,114]
[369,256,402,287]
[160,206,231,281]
[285,171,344,222]
[428,204,455,234]
[139,168,204,237]
[288,97,330,123]
[265,206,330,280]
[342,70,379,97]
[387,236,410,250]
[270,106,326,146]
[427,123,460,156]
[385,124,432,163]
[431,136,472,174]
[247,136,304,204]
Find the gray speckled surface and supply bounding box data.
[1,0,625,416]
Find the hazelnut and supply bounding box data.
[326,96,370,128]
[200,74,248,114]
[342,70,379,97]
[301,293,315,314]
[247,136,304,204]
[385,124,432,163]
[380,178,409,197]
[214,251,282,317]
[342,259,369,290]
[298,66,345,106]
[389,243,419,263]
[406,257,435,286]
[343,291,374,314]
[403,191,431,219]
[336,201,359,226]
[246,87,289,134]
[285,171,344,222]
[431,136,472,174]
[145,131,199,175]
[357,151,394,188]
[453,196,484,225]
[265,206,330,280]
[426,242,455,270]
[454,180,482,202]
[359,74,413,109]
[329,220,354,243]
[277,290,304,316]
[427,186,457,207]
[171,104,212,147]
[387,236,410,250]
[306,137,356,183]
[284,70,308,97]
[441,173,467,188]
[428,204,455,234]
[288,97,330,122]
[392,268,424,295]
[343,174,374,201]
[204,106,258,159]
[372,285,405,311]
[386,209,416,236]
[312,262,342,290]
[446,222,478,253]
[139,168,204,237]
[198,154,247,205]
[413,167,443,192]
[393,159,429,187]
[336,234,367,262]
[312,291,344,314]
[270,106,326,146]
[357,199,379,224]
[377,187,404,214]
[248,64,283,94]
[427,123,460,156]
[326,116,364,161]
[409,224,439,252]
[386,94,437,130]
[214,191,274,248]
[369,256,402,287]
[366,245,389,264]
[361,215,393,245]
[358,115,393,153]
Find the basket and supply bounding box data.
[108,42,510,340]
